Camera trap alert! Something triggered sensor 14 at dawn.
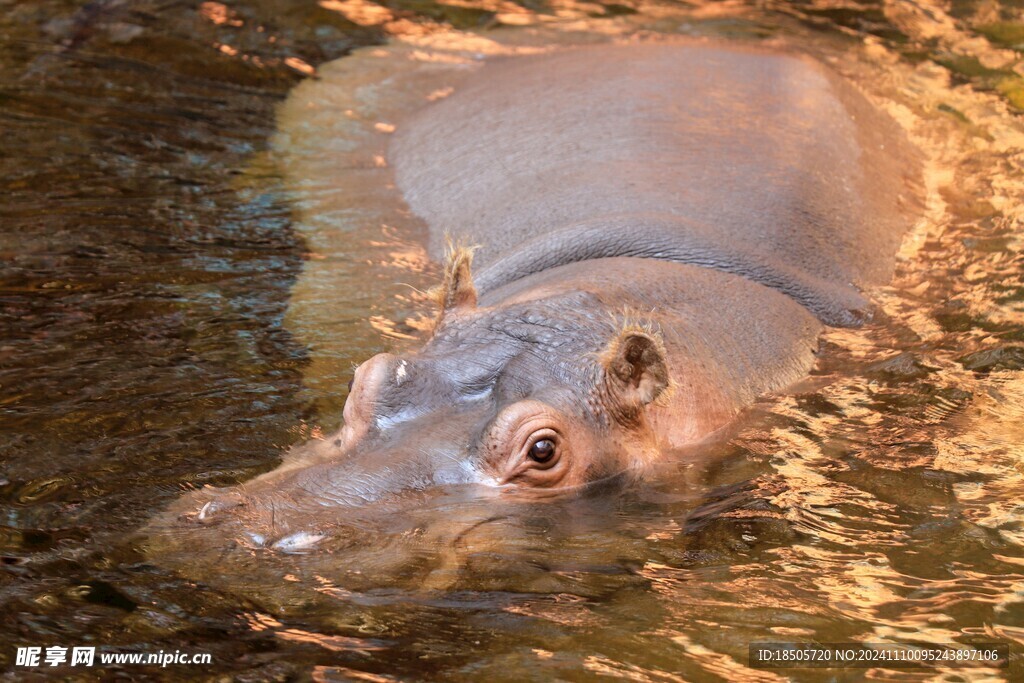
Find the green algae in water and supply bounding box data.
[997,75,1024,109]
[977,21,1024,48]
[935,52,1011,80]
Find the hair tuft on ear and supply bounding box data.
[429,236,479,324]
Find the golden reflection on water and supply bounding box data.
[320,0,397,28]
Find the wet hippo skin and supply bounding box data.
[172,41,922,546]
[392,43,920,327]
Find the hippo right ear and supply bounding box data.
[600,327,670,411]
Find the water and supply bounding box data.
[2,0,1023,680]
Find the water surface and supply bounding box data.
[2,0,1023,680]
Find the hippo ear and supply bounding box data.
[436,241,478,314]
[601,329,669,408]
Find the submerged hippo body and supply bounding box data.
[177,42,920,549]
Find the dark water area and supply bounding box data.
[0,0,370,673]
[1,2,341,516]
[2,0,1024,680]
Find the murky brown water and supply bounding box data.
[2,0,1023,680]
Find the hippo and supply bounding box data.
[172,41,921,552]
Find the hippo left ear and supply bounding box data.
[435,241,478,316]
[601,328,669,409]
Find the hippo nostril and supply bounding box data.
[245,532,267,548]
[347,378,354,392]
[193,490,245,525]
[272,531,326,553]
[196,501,214,522]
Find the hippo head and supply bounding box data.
[176,249,673,555]
[318,246,670,498]
[338,291,669,496]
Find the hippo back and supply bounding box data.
[391,42,922,325]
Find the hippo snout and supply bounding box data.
[173,436,487,555]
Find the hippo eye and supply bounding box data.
[488,404,570,487]
[527,437,557,465]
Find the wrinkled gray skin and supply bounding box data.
[168,43,920,552]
